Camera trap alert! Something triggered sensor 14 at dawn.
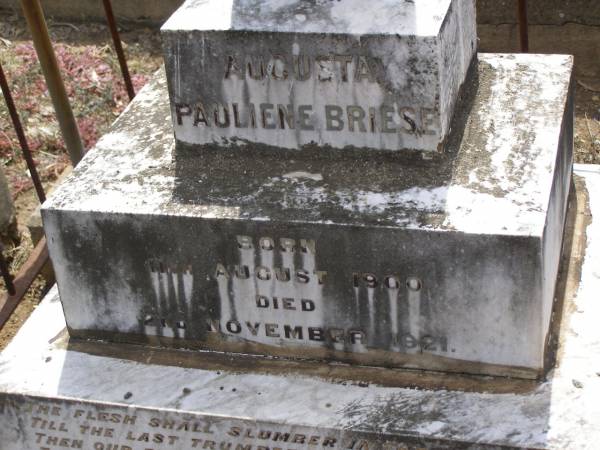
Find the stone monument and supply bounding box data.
[161,0,476,153]
[2,1,596,449]
[40,0,569,380]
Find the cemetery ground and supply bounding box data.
[0,13,599,350]
[0,13,163,348]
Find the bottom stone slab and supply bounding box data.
[1,165,599,450]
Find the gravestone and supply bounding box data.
[0,0,587,448]
[36,0,574,381]
[41,51,573,379]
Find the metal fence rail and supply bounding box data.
[0,239,48,328]
[102,0,136,101]
[0,0,134,330]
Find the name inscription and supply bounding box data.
[223,54,383,83]
[173,52,437,139]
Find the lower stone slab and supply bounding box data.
[1,164,599,449]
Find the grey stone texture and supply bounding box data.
[26,205,44,246]
[42,53,574,379]
[0,166,15,236]
[161,0,477,153]
[1,180,599,450]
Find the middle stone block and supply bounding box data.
[161,0,477,153]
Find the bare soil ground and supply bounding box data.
[0,18,598,350]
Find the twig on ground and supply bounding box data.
[585,113,599,153]
[0,129,17,154]
[577,80,600,93]
[48,22,80,32]
[37,150,59,159]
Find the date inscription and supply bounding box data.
[145,235,451,355]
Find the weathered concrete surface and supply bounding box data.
[161,0,477,153]
[42,54,574,379]
[3,165,600,449]
[0,166,15,236]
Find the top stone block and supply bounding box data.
[161,0,477,153]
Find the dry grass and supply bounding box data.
[0,14,163,348]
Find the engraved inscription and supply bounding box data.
[144,235,450,357]
[171,49,441,150]
[0,398,441,450]
[223,54,382,83]
[175,102,435,136]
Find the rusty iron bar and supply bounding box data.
[102,0,136,102]
[0,61,46,203]
[0,237,49,329]
[20,0,85,166]
[517,0,529,53]
[0,243,15,296]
